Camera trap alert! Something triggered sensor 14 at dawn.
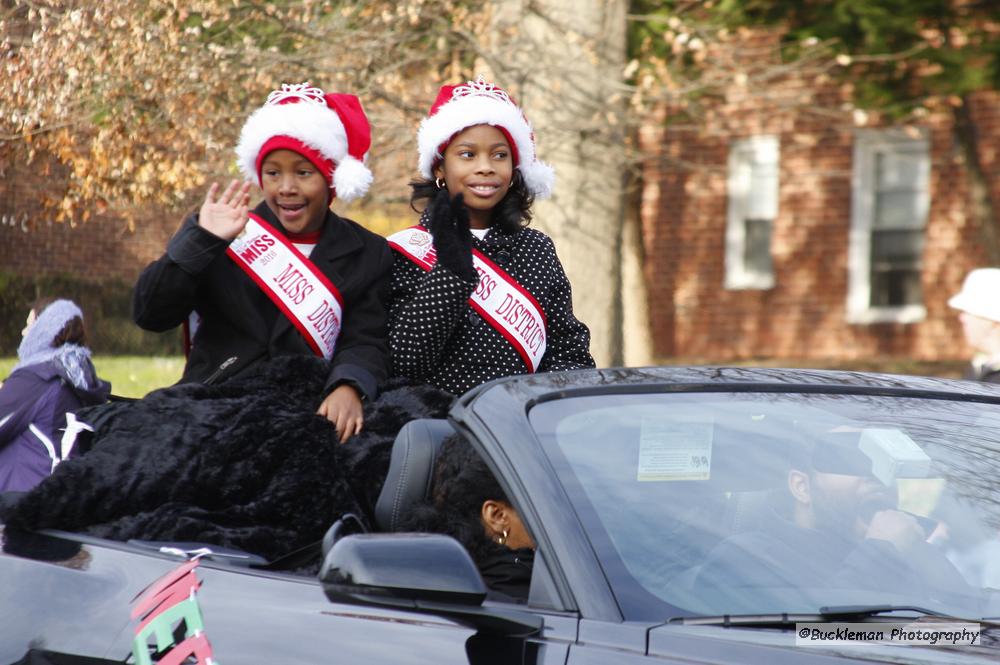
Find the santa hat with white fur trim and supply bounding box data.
[236,83,373,202]
[418,76,555,199]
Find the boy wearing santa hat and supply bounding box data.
[388,76,595,395]
[134,83,390,442]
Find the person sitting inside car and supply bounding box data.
[398,434,534,602]
[693,430,968,607]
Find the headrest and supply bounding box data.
[375,419,455,532]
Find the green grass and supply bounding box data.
[0,355,184,399]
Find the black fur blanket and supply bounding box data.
[1,356,453,562]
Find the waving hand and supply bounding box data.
[198,180,252,241]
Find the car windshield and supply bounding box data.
[529,390,1000,621]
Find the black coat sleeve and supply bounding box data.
[325,241,394,401]
[388,255,477,382]
[537,236,596,373]
[132,216,230,332]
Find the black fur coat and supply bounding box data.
[1,356,453,562]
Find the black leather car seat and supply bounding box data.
[374,418,455,532]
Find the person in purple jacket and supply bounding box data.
[0,298,110,492]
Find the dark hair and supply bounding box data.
[30,297,87,348]
[409,169,534,234]
[398,434,511,565]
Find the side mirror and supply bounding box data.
[319,533,543,637]
[320,533,487,606]
[321,513,367,559]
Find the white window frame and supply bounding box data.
[725,135,779,290]
[846,128,930,324]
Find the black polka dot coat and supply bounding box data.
[389,218,596,395]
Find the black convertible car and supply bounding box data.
[4,366,1000,664]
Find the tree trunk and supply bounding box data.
[621,158,654,366]
[487,0,629,367]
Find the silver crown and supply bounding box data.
[450,75,512,105]
[266,82,326,106]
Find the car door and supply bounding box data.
[107,558,482,664]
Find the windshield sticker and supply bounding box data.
[131,558,218,665]
[637,419,713,481]
[858,428,932,486]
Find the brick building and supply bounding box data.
[639,62,1000,363]
[0,200,176,286]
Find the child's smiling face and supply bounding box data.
[434,124,514,229]
[260,149,329,234]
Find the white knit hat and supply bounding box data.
[949,268,1000,323]
[417,76,555,199]
[235,83,373,202]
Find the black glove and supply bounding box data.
[428,189,477,282]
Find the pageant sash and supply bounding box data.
[388,225,547,372]
[225,214,344,360]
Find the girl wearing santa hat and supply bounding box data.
[133,83,391,442]
[388,76,595,395]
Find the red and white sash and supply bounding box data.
[223,213,344,360]
[388,225,547,372]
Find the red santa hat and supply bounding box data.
[236,83,373,202]
[417,76,555,199]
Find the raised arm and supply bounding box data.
[388,191,478,381]
[132,181,250,331]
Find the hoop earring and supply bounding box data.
[496,528,509,546]
[435,177,446,189]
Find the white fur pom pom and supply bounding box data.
[520,160,556,199]
[333,156,373,202]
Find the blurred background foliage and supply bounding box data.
[0,271,181,357]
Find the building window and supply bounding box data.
[847,129,930,324]
[725,136,779,290]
